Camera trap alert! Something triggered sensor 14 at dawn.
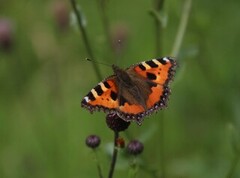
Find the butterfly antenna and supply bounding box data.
[85,58,112,67]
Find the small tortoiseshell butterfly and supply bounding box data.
[81,57,177,124]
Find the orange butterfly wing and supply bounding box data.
[81,76,146,122]
[133,57,176,85]
[128,57,177,120]
[81,57,177,124]
[81,77,119,112]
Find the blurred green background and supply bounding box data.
[0,0,240,177]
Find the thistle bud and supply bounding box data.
[0,18,13,51]
[106,113,130,132]
[85,135,101,149]
[127,140,144,156]
[52,1,69,31]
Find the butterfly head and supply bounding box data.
[112,65,132,84]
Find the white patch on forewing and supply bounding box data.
[163,57,169,62]
[91,89,97,97]
[141,62,151,69]
[99,82,107,91]
[84,96,90,103]
[152,59,160,65]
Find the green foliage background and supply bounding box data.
[0,0,240,177]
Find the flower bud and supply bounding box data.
[127,140,144,155]
[106,113,130,132]
[52,1,69,31]
[0,18,13,51]
[85,135,101,149]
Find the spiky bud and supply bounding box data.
[106,113,130,132]
[127,140,144,155]
[85,135,101,149]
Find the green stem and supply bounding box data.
[128,157,138,178]
[155,19,162,56]
[98,0,112,49]
[159,116,165,178]
[151,1,166,177]
[93,150,104,178]
[153,0,165,56]
[171,0,192,57]
[108,131,119,178]
[70,0,102,81]
[226,153,240,178]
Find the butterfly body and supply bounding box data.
[81,57,177,124]
[113,65,152,110]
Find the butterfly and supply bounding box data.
[81,57,177,124]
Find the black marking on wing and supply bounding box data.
[146,60,158,68]
[87,92,96,101]
[157,58,167,65]
[103,81,111,89]
[110,91,117,101]
[95,85,104,96]
[146,72,157,80]
[138,64,146,71]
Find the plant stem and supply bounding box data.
[152,1,166,177]
[159,116,165,178]
[98,0,112,49]
[171,0,192,57]
[108,131,119,178]
[153,0,165,56]
[128,157,138,178]
[70,0,102,81]
[93,150,104,178]
[226,153,240,178]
